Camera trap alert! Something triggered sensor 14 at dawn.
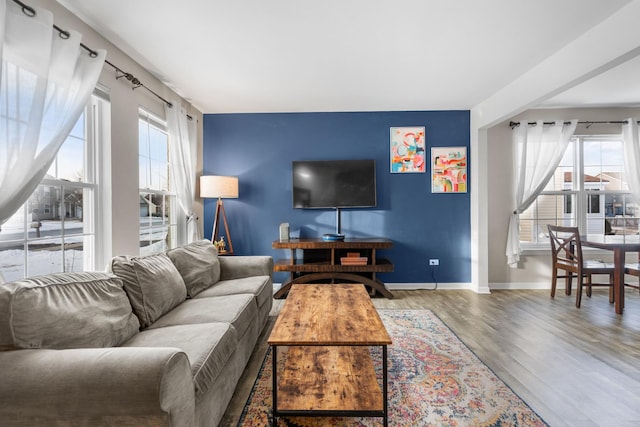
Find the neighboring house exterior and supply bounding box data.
[520,171,639,243]
[28,176,83,222]
[139,194,159,218]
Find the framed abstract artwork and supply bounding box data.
[390,126,426,173]
[431,147,467,193]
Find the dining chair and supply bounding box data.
[547,225,615,308]
[625,253,640,295]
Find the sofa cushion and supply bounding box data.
[110,253,187,328]
[0,272,140,350]
[194,275,272,310]
[167,239,220,298]
[147,294,257,339]
[122,322,238,398]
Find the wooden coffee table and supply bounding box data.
[268,283,392,426]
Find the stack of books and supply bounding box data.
[340,252,368,265]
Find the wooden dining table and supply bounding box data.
[582,234,640,314]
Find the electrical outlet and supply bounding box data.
[429,259,439,266]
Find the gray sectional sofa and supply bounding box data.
[0,239,273,427]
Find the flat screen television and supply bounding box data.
[292,159,377,209]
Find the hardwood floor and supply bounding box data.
[220,288,640,427]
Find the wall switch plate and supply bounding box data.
[429,259,439,266]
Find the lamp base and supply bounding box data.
[212,198,234,254]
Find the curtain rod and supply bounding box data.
[13,0,193,121]
[509,120,631,129]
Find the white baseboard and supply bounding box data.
[489,282,551,290]
[386,282,470,290]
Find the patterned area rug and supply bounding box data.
[238,309,548,427]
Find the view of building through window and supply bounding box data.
[139,109,177,255]
[520,136,638,246]
[0,95,104,282]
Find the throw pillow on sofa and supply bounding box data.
[0,272,140,350]
[110,253,187,328]
[167,239,221,298]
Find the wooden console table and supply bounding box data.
[272,238,394,299]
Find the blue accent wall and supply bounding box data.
[203,111,470,284]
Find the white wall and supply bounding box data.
[471,1,640,292]
[33,0,204,263]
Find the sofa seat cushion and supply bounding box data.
[110,253,187,328]
[122,322,237,398]
[193,275,272,310]
[0,272,140,350]
[147,294,257,338]
[167,240,221,298]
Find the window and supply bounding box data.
[139,109,177,255]
[0,94,108,282]
[520,135,638,247]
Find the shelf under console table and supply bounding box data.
[272,238,394,299]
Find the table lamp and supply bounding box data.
[200,175,238,254]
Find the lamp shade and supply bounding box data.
[200,175,238,198]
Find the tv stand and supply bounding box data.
[272,238,394,299]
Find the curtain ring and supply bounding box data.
[53,24,70,39]
[22,4,36,17]
[15,0,36,17]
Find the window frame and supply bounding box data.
[520,134,635,252]
[138,109,178,255]
[0,93,108,281]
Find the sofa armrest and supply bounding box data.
[0,347,195,426]
[219,255,273,281]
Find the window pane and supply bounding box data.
[27,185,58,239]
[56,135,85,181]
[27,239,62,277]
[520,194,576,243]
[63,236,88,273]
[139,191,175,255]
[0,206,25,242]
[149,127,168,162]
[63,187,85,233]
[604,194,640,235]
[139,116,169,192]
[0,241,25,282]
[139,224,169,255]
[584,139,626,190]
[139,157,150,189]
[543,144,574,192]
[47,111,86,181]
[150,159,168,191]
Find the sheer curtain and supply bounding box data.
[165,102,200,244]
[506,119,578,268]
[0,1,105,228]
[622,118,640,203]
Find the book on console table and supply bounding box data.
[340,256,368,265]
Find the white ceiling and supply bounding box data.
[57,0,639,114]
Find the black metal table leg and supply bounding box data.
[383,345,388,427]
[272,346,278,426]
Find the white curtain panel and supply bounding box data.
[165,102,201,244]
[0,1,105,228]
[505,119,578,268]
[622,118,640,203]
